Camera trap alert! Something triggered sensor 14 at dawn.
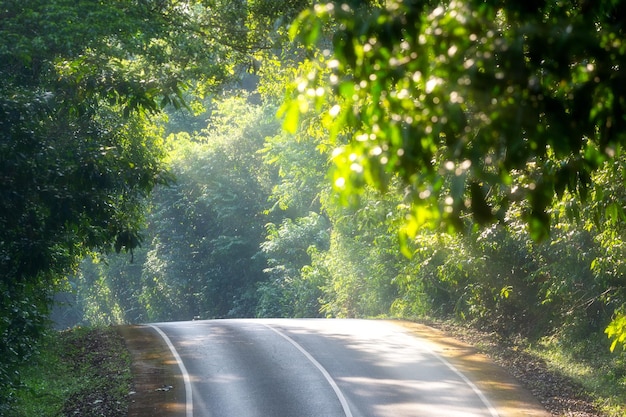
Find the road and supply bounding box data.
[145,318,509,417]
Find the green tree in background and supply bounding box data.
[258,59,405,318]
[318,186,404,318]
[258,212,331,317]
[72,97,282,323]
[142,98,279,319]
[255,61,335,317]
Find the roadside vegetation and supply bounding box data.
[532,334,626,416]
[9,326,131,417]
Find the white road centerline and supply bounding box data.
[263,323,354,417]
[149,324,194,417]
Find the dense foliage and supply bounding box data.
[284,0,626,349]
[0,0,304,409]
[290,0,626,239]
[76,98,281,322]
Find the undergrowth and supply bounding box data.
[531,331,626,417]
[8,326,132,417]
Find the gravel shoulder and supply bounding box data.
[394,320,551,417]
[404,320,602,417]
[118,325,187,417]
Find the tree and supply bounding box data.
[288,0,626,239]
[318,186,404,318]
[285,0,626,348]
[257,212,331,317]
[0,0,304,406]
[139,97,279,320]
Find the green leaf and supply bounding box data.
[606,314,626,352]
[280,102,301,134]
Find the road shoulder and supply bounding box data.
[392,320,551,417]
[118,325,187,417]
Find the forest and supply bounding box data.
[3,0,626,413]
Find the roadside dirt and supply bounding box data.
[397,320,602,417]
[118,325,187,417]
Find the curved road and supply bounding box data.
[147,319,508,417]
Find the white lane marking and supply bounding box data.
[263,324,354,417]
[149,324,194,417]
[420,341,500,417]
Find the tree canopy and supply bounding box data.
[287,0,626,241]
[276,0,626,357]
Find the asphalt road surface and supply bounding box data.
[148,318,506,417]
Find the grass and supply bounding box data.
[531,331,626,417]
[10,333,70,417]
[10,326,132,417]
